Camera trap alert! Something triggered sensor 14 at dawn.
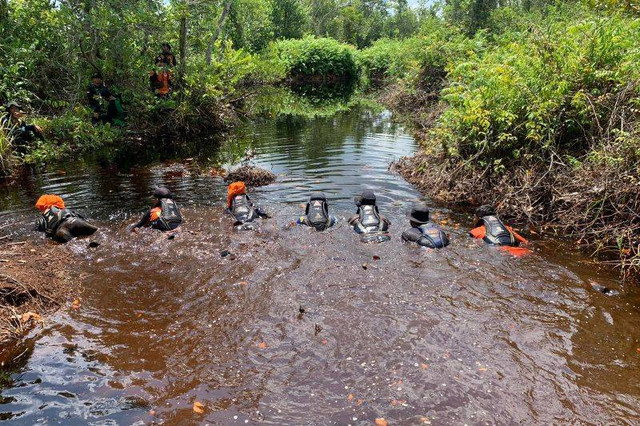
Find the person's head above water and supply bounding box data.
[227,181,247,208]
[162,42,171,53]
[153,186,173,200]
[475,204,497,218]
[35,194,65,213]
[408,203,430,226]
[355,189,376,207]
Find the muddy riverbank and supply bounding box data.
[0,239,79,349]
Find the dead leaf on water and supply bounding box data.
[258,342,267,349]
[193,401,205,414]
[478,367,487,372]
[421,363,428,370]
[347,394,354,402]
[375,419,388,426]
[72,298,81,310]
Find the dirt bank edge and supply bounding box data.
[0,240,79,355]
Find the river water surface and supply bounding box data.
[0,106,639,424]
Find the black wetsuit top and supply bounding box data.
[349,205,390,234]
[86,83,111,115]
[474,215,518,246]
[402,224,449,249]
[134,198,183,231]
[229,195,268,223]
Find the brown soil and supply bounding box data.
[224,165,276,187]
[0,239,79,349]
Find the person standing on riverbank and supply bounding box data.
[86,73,123,125]
[35,195,98,243]
[402,204,449,249]
[132,187,183,232]
[149,43,175,98]
[1,101,44,154]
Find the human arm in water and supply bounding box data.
[132,209,151,230]
[401,227,423,243]
[254,206,270,219]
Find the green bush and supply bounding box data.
[268,36,359,80]
[23,108,121,165]
[358,38,414,82]
[358,20,482,89]
[433,11,640,165]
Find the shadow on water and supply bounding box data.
[0,86,639,424]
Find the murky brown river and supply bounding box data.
[0,107,639,424]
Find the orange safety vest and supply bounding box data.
[156,70,171,96]
[150,207,162,222]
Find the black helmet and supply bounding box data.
[475,204,496,218]
[408,204,430,224]
[309,192,327,202]
[355,189,376,207]
[153,187,172,199]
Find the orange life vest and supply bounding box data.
[156,70,171,96]
[150,207,162,222]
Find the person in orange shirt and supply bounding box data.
[132,187,182,232]
[35,195,98,243]
[149,60,173,98]
[470,205,528,247]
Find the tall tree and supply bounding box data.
[271,0,308,40]
[206,0,232,65]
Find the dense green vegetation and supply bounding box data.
[1,0,640,271]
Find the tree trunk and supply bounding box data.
[178,14,187,88]
[206,0,232,65]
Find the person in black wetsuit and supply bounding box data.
[1,101,44,154]
[35,195,98,243]
[401,204,449,249]
[469,205,527,246]
[297,192,337,231]
[348,189,391,242]
[131,187,183,232]
[226,181,269,226]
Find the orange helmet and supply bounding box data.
[35,195,65,212]
[227,181,246,208]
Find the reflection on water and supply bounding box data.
[0,106,639,424]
